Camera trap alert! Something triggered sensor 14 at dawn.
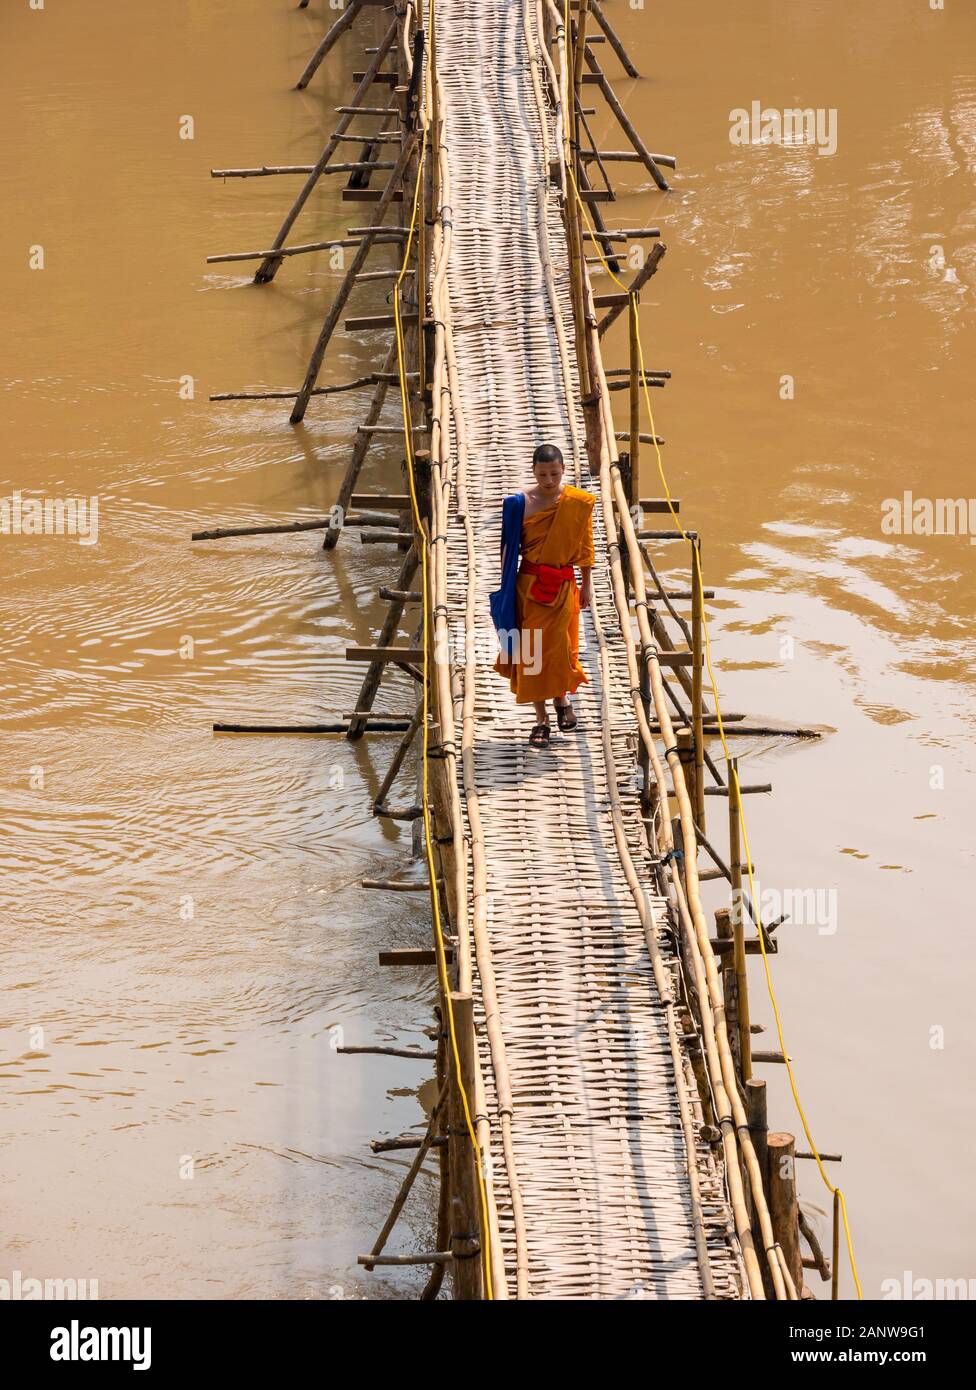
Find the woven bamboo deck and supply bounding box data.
[436,0,745,1299]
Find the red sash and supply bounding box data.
[520,559,576,605]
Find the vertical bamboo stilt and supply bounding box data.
[729,758,753,1081]
[746,1076,771,1296]
[422,1007,450,1300]
[691,539,705,831]
[715,907,740,1078]
[638,641,653,817]
[677,729,696,827]
[768,1133,803,1296]
[745,1078,768,1195]
[566,9,591,401]
[411,622,425,859]
[617,451,632,597]
[448,992,483,1299]
[628,296,640,507]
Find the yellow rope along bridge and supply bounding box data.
[202,0,860,1301]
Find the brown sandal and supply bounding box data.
[529,721,551,748]
[555,699,577,731]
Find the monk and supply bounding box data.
[490,444,595,748]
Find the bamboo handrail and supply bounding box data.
[540,10,795,1298]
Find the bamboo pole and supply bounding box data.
[254,21,398,282]
[296,2,362,90]
[208,233,405,266]
[597,243,666,334]
[362,1079,447,1271]
[715,907,740,1078]
[290,136,417,422]
[324,343,400,547]
[768,1133,803,1298]
[447,992,483,1299]
[590,0,639,78]
[628,296,640,507]
[373,705,424,810]
[729,757,753,1081]
[347,546,419,740]
[423,1011,450,1300]
[582,49,669,189]
[691,538,706,830]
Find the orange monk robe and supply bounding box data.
[494,485,596,704]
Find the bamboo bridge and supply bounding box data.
[199,0,844,1301]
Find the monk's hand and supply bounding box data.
[579,577,592,609]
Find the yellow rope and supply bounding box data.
[390,12,495,1298]
[566,160,862,1298]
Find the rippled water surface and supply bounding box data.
[3,0,974,1298]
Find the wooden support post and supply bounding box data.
[290,135,417,422]
[575,141,621,270]
[361,1079,447,1272]
[565,192,591,402]
[347,108,400,191]
[254,20,398,283]
[745,1078,768,1188]
[447,992,483,1299]
[745,1075,768,1269]
[616,451,632,596]
[347,546,420,741]
[423,1008,450,1300]
[591,0,639,78]
[324,344,399,547]
[572,0,591,172]
[411,618,425,859]
[373,705,423,811]
[768,1133,804,1297]
[411,449,433,528]
[729,757,753,1081]
[831,1189,841,1300]
[691,538,705,832]
[628,296,640,506]
[583,48,669,189]
[677,728,697,825]
[295,0,362,90]
[715,908,740,1077]
[426,724,459,931]
[638,641,654,818]
[597,243,667,335]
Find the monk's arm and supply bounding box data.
[576,511,595,608]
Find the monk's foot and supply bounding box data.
[528,721,551,749]
[554,698,577,732]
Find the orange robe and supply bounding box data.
[494,485,596,703]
